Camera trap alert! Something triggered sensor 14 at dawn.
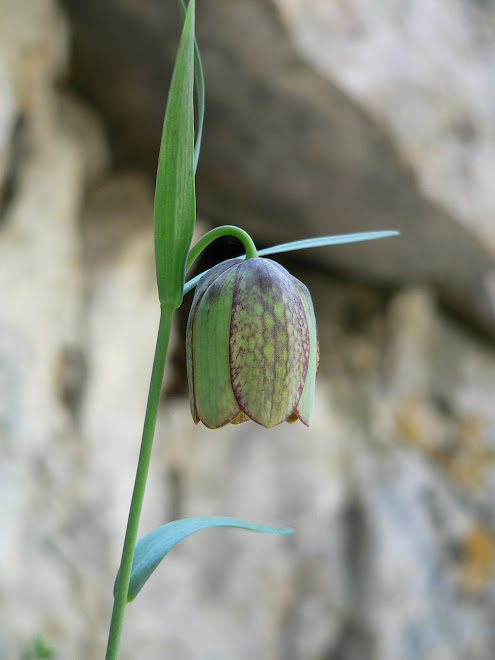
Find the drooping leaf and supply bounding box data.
[117,517,292,602]
[154,0,196,309]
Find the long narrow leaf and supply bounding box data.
[118,517,293,602]
[155,0,196,309]
[178,0,205,173]
[256,230,399,258]
[183,230,399,295]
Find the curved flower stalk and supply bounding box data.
[187,257,319,428]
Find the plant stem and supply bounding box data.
[105,306,175,660]
[186,225,258,272]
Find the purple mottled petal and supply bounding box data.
[229,258,310,428]
[186,258,241,424]
[291,278,318,426]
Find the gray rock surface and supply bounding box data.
[1,1,495,660]
[0,1,108,657]
[62,0,495,337]
[276,0,495,249]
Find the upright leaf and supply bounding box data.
[155,0,196,309]
[178,0,205,173]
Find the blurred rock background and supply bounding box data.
[1,0,495,658]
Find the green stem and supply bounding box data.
[105,306,174,660]
[186,225,258,272]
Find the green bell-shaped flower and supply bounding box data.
[186,257,319,429]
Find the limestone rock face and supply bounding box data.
[62,0,495,337]
[1,1,495,660]
[276,0,495,249]
[274,0,495,338]
[0,1,106,657]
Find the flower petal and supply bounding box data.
[231,411,250,425]
[192,266,241,428]
[186,258,241,423]
[290,278,318,426]
[229,258,310,428]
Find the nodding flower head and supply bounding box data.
[186,257,318,429]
